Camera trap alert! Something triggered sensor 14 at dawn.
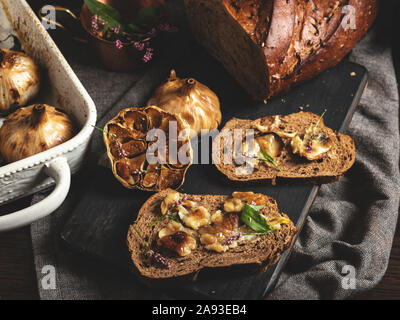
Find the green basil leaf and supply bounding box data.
[248,204,265,211]
[240,203,274,233]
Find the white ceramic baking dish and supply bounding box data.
[0,0,97,231]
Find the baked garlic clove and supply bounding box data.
[147,70,222,137]
[146,107,163,129]
[0,104,75,163]
[123,110,148,140]
[114,154,146,187]
[256,134,283,158]
[291,132,333,161]
[239,133,283,167]
[157,167,186,190]
[141,163,162,189]
[0,49,40,113]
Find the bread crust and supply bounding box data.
[127,189,298,281]
[184,0,378,100]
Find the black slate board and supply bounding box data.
[60,46,367,299]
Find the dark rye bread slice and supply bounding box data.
[212,112,355,184]
[127,189,297,280]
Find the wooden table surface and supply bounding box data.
[0,2,399,300]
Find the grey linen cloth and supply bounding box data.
[30,1,399,299]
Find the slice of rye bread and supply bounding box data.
[127,189,298,280]
[212,112,355,184]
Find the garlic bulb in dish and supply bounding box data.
[0,104,75,163]
[0,48,40,113]
[147,70,221,137]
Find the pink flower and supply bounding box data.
[147,250,171,268]
[113,25,120,35]
[147,27,157,37]
[132,41,145,51]
[225,232,243,245]
[115,39,124,50]
[91,15,99,32]
[142,47,154,63]
[158,23,178,32]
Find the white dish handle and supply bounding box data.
[0,157,71,232]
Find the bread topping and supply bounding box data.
[240,133,283,169]
[177,205,211,230]
[158,221,196,256]
[290,128,332,161]
[199,211,239,253]
[252,118,332,161]
[158,231,197,256]
[160,190,180,214]
[157,191,290,255]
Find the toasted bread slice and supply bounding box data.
[127,189,297,280]
[212,112,355,184]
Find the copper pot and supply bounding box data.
[40,0,167,72]
[80,4,144,72]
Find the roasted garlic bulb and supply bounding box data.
[103,106,192,191]
[147,70,221,137]
[0,49,40,113]
[0,104,75,162]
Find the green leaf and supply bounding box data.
[150,213,181,227]
[240,204,274,234]
[84,0,123,32]
[166,214,181,224]
[84,0,122,21]
[130,6,158,28]
[248,204,265,211]
[313,109,327,134]
[132,225,150,250]
[259,149,281,171]
[127,23,146,34]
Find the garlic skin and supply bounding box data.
[0,104,75,163]
[0,49,40,113]
[147,70,221,137]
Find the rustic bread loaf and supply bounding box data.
[184,0,378,101]
[127,189,297,280]
[212,112,355,184]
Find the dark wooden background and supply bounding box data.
[0,1,399,300]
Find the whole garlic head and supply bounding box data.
[0,104,75,163]
[147,70,222,137]
[0,49,40,113]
